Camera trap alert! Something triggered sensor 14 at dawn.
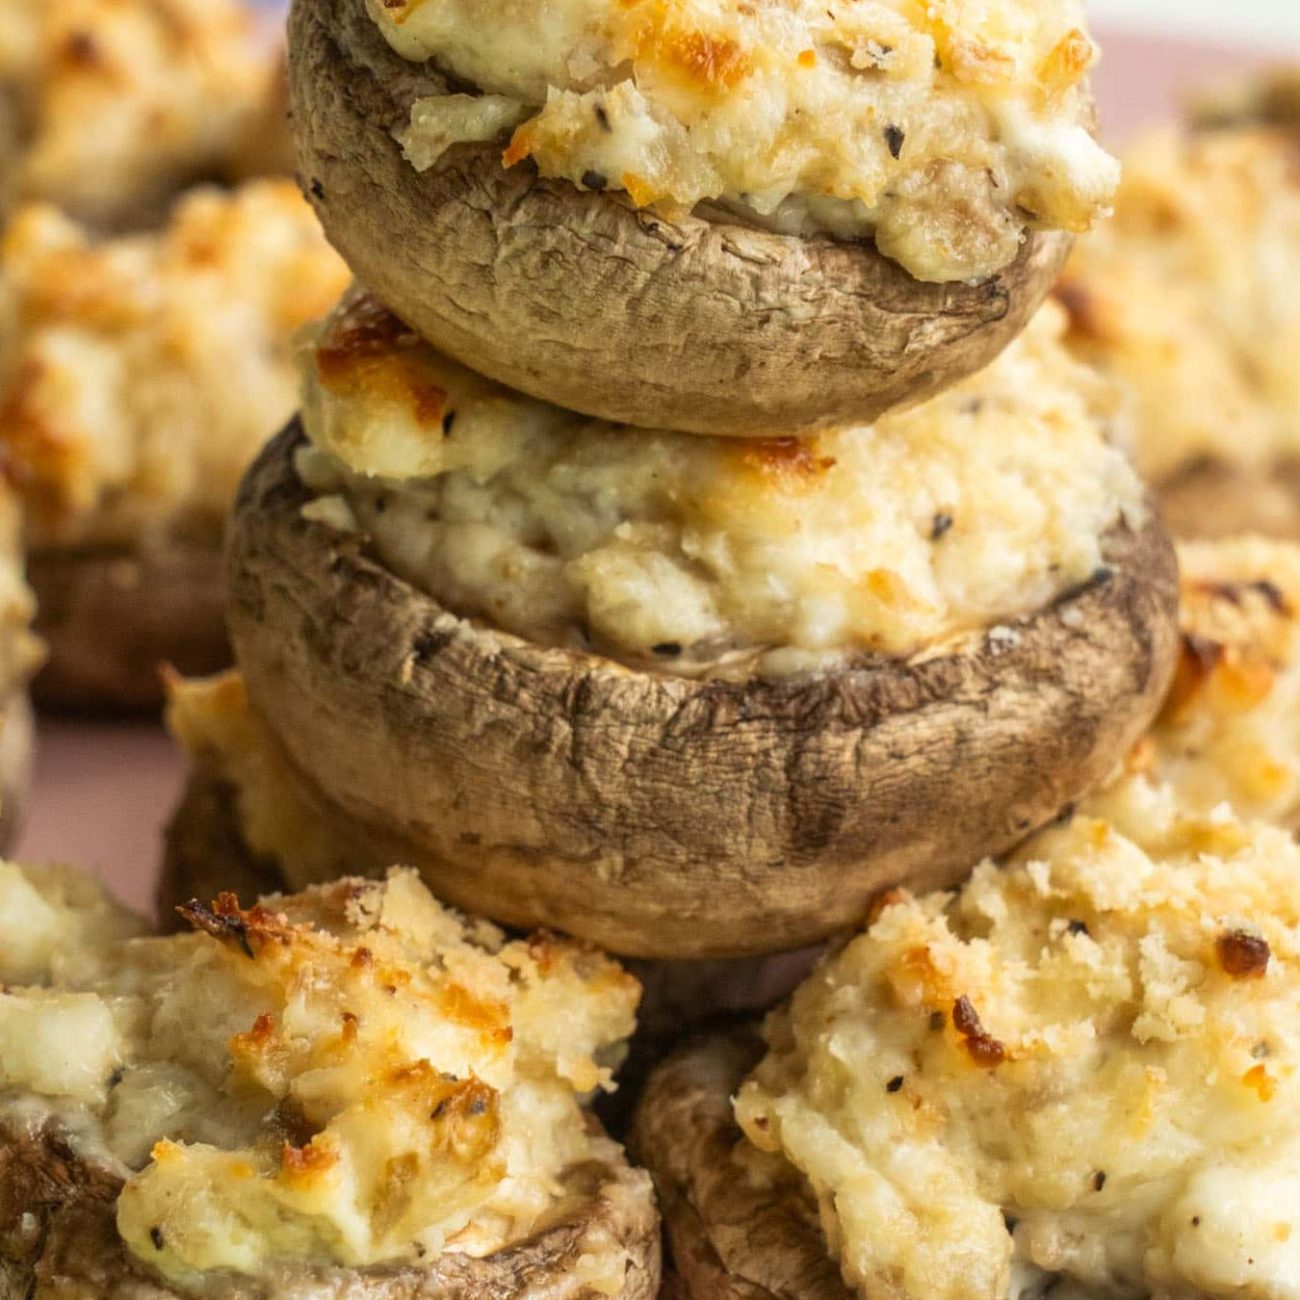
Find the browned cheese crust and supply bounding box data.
[226,422,1180,960]
[630,1028,848,1300]
[30,539,229,712]
[286,0,1073,438]
[0,1112,660,1300]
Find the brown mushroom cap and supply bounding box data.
[29,541,230,712]
[1154,457,1300,543]
[227,422,1179,960]
[0,1112,660,1300]
[288,0,1074,438]
[630,1027,847,1300]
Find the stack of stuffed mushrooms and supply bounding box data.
[190,0,1181,965]
[18,0,1300,1294]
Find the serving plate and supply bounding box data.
[14,29,1278,913]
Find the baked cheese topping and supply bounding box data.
[298,292,1142,677]
[736,778,1300,1300]
[0,182,349,549]
[0,863,638,1285]
[370,0,1118,283]
[0,0,283,225]
[1057,123,1300,484]
[1139,538,1300,832]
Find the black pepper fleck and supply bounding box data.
[594,104,612,133]
[150,1227,165,1251]
[886,1076,904,1093]
[581,169,607,191]
[1093,1171,1107,1192]
[653,642,683,657]
[309,178,325,201]
[930,512,954,541]
[442,409,456,436]
[1067,919,1090,937]
[884,125,905,159]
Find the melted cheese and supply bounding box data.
[1057,124,1300,484]
[0,0,284,226]
[0,862,638,1284]
[297,292,1142,677]
[371,0,1117,283]
[736,781,1300,1300]
[0,183,349,549]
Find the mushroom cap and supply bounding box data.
[227,422,1180,960]
[288,0,1074,437]
[629,1027,846,1300]
[29,541,230,712]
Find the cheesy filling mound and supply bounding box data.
[298,293,1142,677]
[0,864,639,1285]
[369,0,1118,283]
[736,778,1300,1300]
[0,182,349,550]
[1057,123,1300,485]
[0,0,283,226]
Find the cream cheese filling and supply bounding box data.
[369,0,1118,283]
[296,292,1143,679]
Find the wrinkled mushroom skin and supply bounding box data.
[0,693,33,852]
[30,542,230,712]
[287,0,1074,438]
[0,1113,661,1300]
[630,1029,851,1300]
[227,423,1180,960]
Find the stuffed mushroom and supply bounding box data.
[288,0,1117,435]
[1056,79,1300,541]
[0,861,660,1298]
[0,0,288,229]
[0,182,348,709]
[635,764,1300,1300]
[215,291,1178,960]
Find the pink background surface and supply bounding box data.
[12,30,1275,916]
